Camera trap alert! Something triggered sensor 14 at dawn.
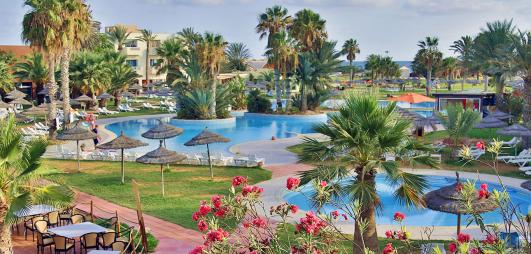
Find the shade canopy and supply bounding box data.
[129,84,143,90]
[9,97,32,105]
[424,183,497,214]
[57,125,96,141]
[96,92,114,100]
[97,131,147,150]
[37,87,49,96]
[184,129,230,146]
[0,100,14,109]
[388,93,435,104]
[474,115,508,129]
[74,94,94,102]
[136,145,186,164]
[141,123,183,140]
[396,108,423,121]
[496,124,531,137]
[6,89,26,99]
[23,106,47,115]
[120,91,136,98]
[488,110,513,120]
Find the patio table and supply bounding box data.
[88,251,120,254]
[48,222,110,238]
[14,204,56,218]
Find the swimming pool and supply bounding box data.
[105,113,328,154]
[284,175,531,226]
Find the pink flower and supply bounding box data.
[197,220,208,231]
[455,183,463,192]
[286,177,301,190]
[385,230,393,239]
[192,212,200,221]
[243,222,250,228]
[290,205,299,214]
[448,242,457,253]
[295,212,327,236]
[382,243,394,254]
[457,233,471,243]
[331,210,339,219]
[198,203,211,216]
[189,245,204,254]
[483,234,498,244]
[252,217,267,228]
[476,141,485,150]
[480,183,488,190]
[319,181,327,187]
[232,176,247,187]
[478,188,490,199]
[393,212,405,222]
[242,185,263,197]
[342,214,348,221]
[214,208,226,218]
[204,228,229,245]
[211,195,223,209]
[470,248,480,254]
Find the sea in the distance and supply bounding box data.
[342,60,413,70]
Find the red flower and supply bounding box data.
[470,248,480,254]
[382,243,394,254]
[197,220,208,231]
[476,141,485,150]
[393,212,405,222]
[214,208,226,218]
[189,245,204,254]
[342,214,348,221]
[192,212,201,221]
[480,183,488,190]
[242,185,263,197]
[483,234,498,244]
[252,217,267,228]
[232,176,247,187]
[331,210,339,219]
[198,204,212,216]
[319,181,327,187]
[455,183,463,192]
[295,212,327,236]
[287,177,301,190]
[243,222,250,228]
[211,195,223,209]
[385,230,393,239]
[478,188,490,199]
[204,228,229,245]
[448,242,457,253]
[290,205,299,214]
[457,233,471,243]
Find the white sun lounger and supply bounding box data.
[518,166,531,172]
[508,158,530,167]
[498,149,531,163]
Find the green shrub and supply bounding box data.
[247,90,271,113]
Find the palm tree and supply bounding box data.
[0,62,13,92]
[365,54,380,81]
[106,25,131,51]
[13,52,48,98]
[439,57,458,91]
[0,116,74,254]
[156,37,185,87]
[510,31,531,129]
[342,39,360,85]
[69,52,110,101]
[298,94,437,253]
[108,64,140,106]
[225,42,251,71]
[437,103,481,148]
[59,0,92,125]
[256,5,292,112]
[22,0,63,138]
[178,27,202,46]
[272,31,299,111]
[290,9,327,52]
[137,29,157,86]
[450,35,474,90]
[417,36,442,96]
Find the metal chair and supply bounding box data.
[111,241,127,252]
[24,216,44,241]
[53,236,75,254]
[70,214,85,225]
[80,233,98,254]
[97,232,116,250]
[36,231,54,254]
[47,211,60,227]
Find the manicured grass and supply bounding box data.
[97,107,169,119]
[43,159,272,230]
[422,129,511,143]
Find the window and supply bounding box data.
[124,40,137,48]
[149,59,158,67]
[126,59,138,68]
[151,40,161,48]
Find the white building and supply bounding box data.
[399,66,411,79]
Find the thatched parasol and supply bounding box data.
[96,92,114,100]
[23,106,46,115]
[129,84,143,91]
[424,173,497,234]
[136,142,186,196]
[141,122,183,140]
[6,89,27,99]
[74,94,94,110]
[57,125,96,172]
[120,91,136,98]
[184,128,230,179]
[488,110,513,121]
[97,131,147,184]
[474,115,508,129]
[496,124,531,137]
[9,97,32,106]
[0,100,14,109]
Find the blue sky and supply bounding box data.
[1,0,529,60]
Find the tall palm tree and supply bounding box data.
[69,52,110,101]
[450,35,474,90]
[439,57,458,91]
[108,64,140,106]
[290,9,327,52]
[0,116,74,254]
[417,36,442,96]
[156,37,185,87]
[0,62,13,92]
[273,32,299,111]
[342,39,360,85]
[137,29,157,86]
[13,52,48,98]
[225,42,251,71]
[106,25,131,51]
[22,0,63,138]
[256,5,292,111]
[298,94,437,253]
[365,54,380,81]
[510,31,530,129]
[178,27,202,46]
[59,0,92,125]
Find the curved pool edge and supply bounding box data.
[257,169,527,240]
[244,112,328,120]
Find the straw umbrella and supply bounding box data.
[96,92,115,107]
[141,122,183,146]
[488,110,513,121]
[6,89,27,99]
[0,100,13,109]
[424,173,497,234]
[23,105,47,122]
[184,128,230,179]
[97,131,147,184]
[474,115,508,129]
[136,142,186,196]
[56,125,96,172]
[496,124,531,137]
[74,94,94,110]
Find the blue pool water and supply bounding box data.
[105,113,328,154]
[284,175,531,226]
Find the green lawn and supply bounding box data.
[44,159,272,230]
[97,107,170,119]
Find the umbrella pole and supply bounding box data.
[76,140,80,172]
[121,148,125,184]
[207,144,213,180]
[457,213,461,234]
[160,164,165,196]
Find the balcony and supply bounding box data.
[123,47,141,56]
[149,48,159,56]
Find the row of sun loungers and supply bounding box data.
[96,107,119,115]
[118,104,140,112]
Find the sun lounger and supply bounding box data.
[498,149,531,163]
[432,143,446,152]
[102,107,118,114]
[233,156,249,167]
[508,158,530,167]
[518,166,531,172]
[248,154,265,166]
[36,122,49,130]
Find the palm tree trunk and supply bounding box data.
[349,60,353,86]
[61,47,71,126]
[210,71,217,118]
[426,70,432,96]
[0,206,13,254]
[461,70,466,91]
[483,73,489,92]
[285,76,291,111]
[301,81,307,113]
[524,75,531,130]
[353,174,378,253]
[145,41,150,85]
[274,68,282,112]
[47,53,58,139]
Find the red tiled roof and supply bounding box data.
[0,45,37,60]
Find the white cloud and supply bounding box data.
[143,0,224,5]
[402,0,508,14]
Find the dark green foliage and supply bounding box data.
[247,90,272,113]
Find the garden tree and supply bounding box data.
[473,20,516,97]
[156,37,185,86]
[0,51,16,65]
[226,76,247,110]
[365,54,380,81]
[510,31,531,129]
[69,52,110,101]
[439,57,459,91]
[225,42,251,71]
[272,31,299,111]
[342,38,360,85]
[260,70,274,91]
[0,116,74,254]
[177,27,202,46]
[84,32,114,53]
[450,35,474,90]
[437,104,481,148]
[13,52,48,98]
[256,5,292,111]
[0,62,13,92]
[137,29,157,85]
[108,63,141,106]
[58,0,92,125]
[416,36,442,96]
[298,94,437,253]
[22,0,63,138]
[106,25,131,51]
[364,54,400,81]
